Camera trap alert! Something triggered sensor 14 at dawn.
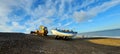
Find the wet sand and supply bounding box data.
[0,32,120,54]
[88,38,120,46]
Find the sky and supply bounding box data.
[0,0,120,33]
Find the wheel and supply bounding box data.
[65,36,68,40]
[55,36,59,39]
[64,36,71,40]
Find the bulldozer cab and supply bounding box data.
[39,25,48,36]
[40,25,47,30]
[40,25,44,30]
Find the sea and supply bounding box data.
[76,29,120,38]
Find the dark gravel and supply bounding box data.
[0,32,120,54]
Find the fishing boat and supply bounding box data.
[51,29,77,39]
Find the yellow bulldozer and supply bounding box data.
[30,25,48,36]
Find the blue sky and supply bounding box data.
[0,0,120,33]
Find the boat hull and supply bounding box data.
[51,30,76,37]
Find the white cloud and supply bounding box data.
[63,22,73,27]
[0,22,26,32]
[0,25,12,32]
[0,0,34,32]
[80,0,95,8]
[73,10,92,22]
[88,19,93,22]
[11,22,25,30]
[73,0,120,22]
